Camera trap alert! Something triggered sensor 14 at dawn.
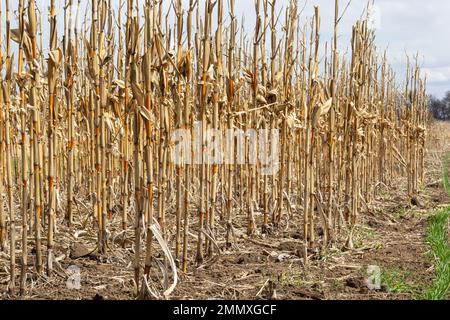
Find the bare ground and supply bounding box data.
[1,121,449,300]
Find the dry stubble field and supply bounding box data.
[1,121,448,301]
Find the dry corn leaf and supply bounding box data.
[131,82,144,107]
[10,29,21,43]
[138,106,153,122]
[319,98,333,117]
[112,79,126,89]
[311,98,333,128]
[49,48,63,66]
[257,95,267,105]
[105,113,116,133]
[207,64,215,81]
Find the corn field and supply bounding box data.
[0,0,428,298]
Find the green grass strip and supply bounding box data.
[443,154,450,194]
[423,209,450,300]
[423,156,450,300]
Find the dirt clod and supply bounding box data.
[70,243,91,259]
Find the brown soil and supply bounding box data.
[1,121,449,300]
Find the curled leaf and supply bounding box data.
[49,48,63,66]
[319,98,333,117]
[10,29,21,43]
[112,79,126,89]
[138,105,153,122]
[256,95,267,105]
[311,98,333,128]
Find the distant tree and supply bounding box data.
[429,91,450,120]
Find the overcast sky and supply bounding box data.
[2,0,448,98]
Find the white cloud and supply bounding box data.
[423,67,450,83]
